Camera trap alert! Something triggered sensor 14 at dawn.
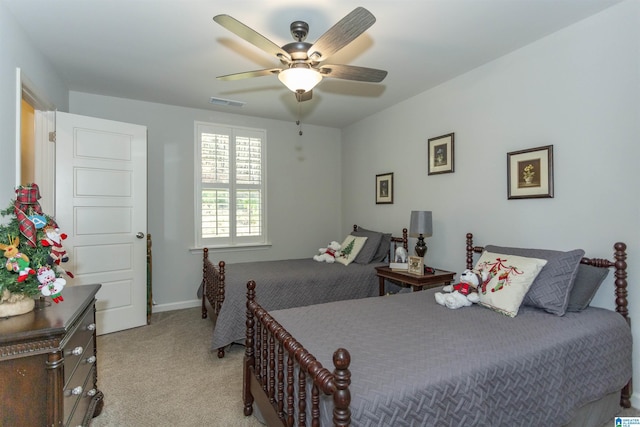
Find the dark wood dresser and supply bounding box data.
[0,284,103,427]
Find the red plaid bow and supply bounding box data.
[14,184,43,248]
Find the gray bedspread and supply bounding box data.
[270,288,632,427]
[210,258,383,351]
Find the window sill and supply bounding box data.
[189,242,272,254]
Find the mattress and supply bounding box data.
[210,258,383,351]
[269,288,632,426]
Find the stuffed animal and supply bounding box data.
[36,266,66,303]
[0,236,35,282]
[395,246,408,263]
[40,226,70,265]
[313,241,341,263]
[434,269,485,309]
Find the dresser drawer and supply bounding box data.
[63,305,96,386]
[63,336,96,425]
[66,365,98,427]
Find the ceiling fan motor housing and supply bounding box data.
[290,21,309,41]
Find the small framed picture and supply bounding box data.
[407,256,424,275]
[375,172,394,204]
[428,133,454,175]
[507,145,554,199]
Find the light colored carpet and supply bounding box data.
[90,307,261,427]
[89,307,638,426]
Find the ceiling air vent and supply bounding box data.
[209,97,245,108]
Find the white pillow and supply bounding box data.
[475,251,547,317]
[336,235,368,266]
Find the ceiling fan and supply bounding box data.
[213,7,388,102]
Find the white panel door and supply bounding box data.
[55,112,147,335]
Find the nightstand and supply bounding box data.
[375,266,455,296]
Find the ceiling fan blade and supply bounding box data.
[307,7,376,62]
[295,90,313,102]
[217,68,282,81]
[318,64,387,82]
[213,14,292,62]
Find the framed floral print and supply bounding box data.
[376,172,394,204]
[507,145,554,199]
[428,133,454,175]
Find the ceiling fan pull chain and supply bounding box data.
[297,103,303,136]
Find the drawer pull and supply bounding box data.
[86,388,97,397]
[68,346,83,356]
[85,355,97,364]
[87,323,96,331]
[71,386,83,396]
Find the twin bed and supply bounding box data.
[200,225,408,357]
[240,233,632,426]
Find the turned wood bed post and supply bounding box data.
[613,242,632,408]
[332,348,351,427]
[201,248,209,319]
[465,233,484,269]
[244,280,257,417]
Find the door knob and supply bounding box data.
[136,232,145,239]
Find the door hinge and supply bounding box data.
[49,131,56,142]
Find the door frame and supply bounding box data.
[16,67,56,213]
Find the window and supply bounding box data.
[195,122,266,247]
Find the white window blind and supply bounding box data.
[195,122,266,247]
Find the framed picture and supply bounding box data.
[428,133,455,175]
[507,145,554,199]
[407,256,424,275]
[375,172,394,204]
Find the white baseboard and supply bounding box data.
[152,299,201,313]
[631,392,640,410]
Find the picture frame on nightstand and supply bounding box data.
[407,256,424,275]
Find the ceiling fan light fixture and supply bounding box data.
[278,66,322,93]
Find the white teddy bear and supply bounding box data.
[434,269,486,309]
[313,241,341,263]
[395,246,408,263]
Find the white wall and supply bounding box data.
[342,0,640,407]
[69,92,342,310]
[0,2,68,204]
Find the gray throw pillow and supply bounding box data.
[356,227,391,263]
[352,230,383,264]
[566,264,609,312]
[484,245,584,316]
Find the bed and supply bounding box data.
[200,225,408,357]
[242,233,632,426]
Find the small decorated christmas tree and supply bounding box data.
[0,184,71,310]
[339,238,355,259]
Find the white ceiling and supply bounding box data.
[4,0,622,128]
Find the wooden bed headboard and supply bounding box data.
[464,233,629,322]
[353,224,408,259]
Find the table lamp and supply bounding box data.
[409,211,433,258]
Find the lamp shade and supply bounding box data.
[278,67,322,93]
[409,211,433,237]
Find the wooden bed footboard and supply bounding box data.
[465,233,632,408]
[201,248,227,357]
[244,280,351,427]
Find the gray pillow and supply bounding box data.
[356,227,391,263]
[566,264,609,312]
[352,230,383,264]
[484,245,584,316]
